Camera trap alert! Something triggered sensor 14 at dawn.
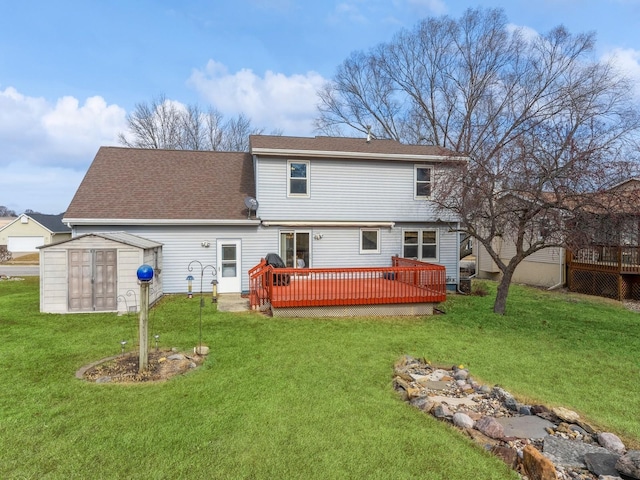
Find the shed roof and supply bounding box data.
[64,147,254,221]
[39,232,162,250]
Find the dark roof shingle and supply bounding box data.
[249,135,463,158]
[30,213,71,233]
[64,147,255,220]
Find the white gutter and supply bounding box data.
[261,221,396,228]
[251,147,468,163]
[62,218,261,226]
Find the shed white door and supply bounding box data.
[216,240,241,293]
[68,249,117,311]
[7,236,45,252]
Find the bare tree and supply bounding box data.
[118,94,275,151]
[317,7,640,314]
[0,206,17,217]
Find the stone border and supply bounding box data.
[394,355,640,480]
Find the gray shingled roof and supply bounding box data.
[64,147,255,220]
[29,213,71,233]
[249,135,464,158]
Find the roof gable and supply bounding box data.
[0,213,69,234]
[64,147,255,222]
[39,232,162,249]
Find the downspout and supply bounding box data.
[547,248,565,291]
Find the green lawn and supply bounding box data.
[0,277,638,479]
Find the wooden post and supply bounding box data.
[139,281,149,373]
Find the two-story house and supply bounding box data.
[39,135,467,313]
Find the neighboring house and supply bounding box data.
[0,217,16,232]
[475,178,640,300]
[475,238,565,288]
[0,213,71,256]
[52,135,467,313]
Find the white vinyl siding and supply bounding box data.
[74,224,274,294]
[256,157,457,223]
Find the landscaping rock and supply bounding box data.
[552,406,581,423]
[409,396,434,413]
[491,445,518,469]
[495,415,554,439]
[543,435,612,469]
[523,444,558,480]
[432,403,452,418]
[597,432,626,455]
[616,450,640,479]
[475,416,505,439]
[583,452,620,477]
[452,412,475,429]
[453,369,469,380]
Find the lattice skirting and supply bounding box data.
[271,303,435,318]
[569,270,640,300]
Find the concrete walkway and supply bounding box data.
[216,294,250,312]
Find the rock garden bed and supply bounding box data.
[77,349,205,383]
[394,355,639,480]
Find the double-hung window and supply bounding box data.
[403,229,438,261]
[415,165,432,199]
[288,160,309,197]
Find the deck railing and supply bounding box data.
[249,257,447,310]
[568,246,640,274]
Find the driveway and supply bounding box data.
[0,265,39,276]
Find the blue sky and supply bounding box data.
[1,0,639,214]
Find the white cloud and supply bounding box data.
[188,60,326,136]
[602,47,640,97]
[0,87,126,213]
[406,0,447,15]
[0,87,126,168]
[330,3,368,24]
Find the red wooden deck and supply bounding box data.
[249,257,447,311]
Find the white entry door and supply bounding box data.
[217,239,242,293]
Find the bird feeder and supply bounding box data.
[211,279,218,303]
[186,275,194,298]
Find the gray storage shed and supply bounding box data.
[39,232,163,314]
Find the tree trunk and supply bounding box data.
[493,268,515,315]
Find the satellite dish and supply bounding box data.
[244,196,259,219]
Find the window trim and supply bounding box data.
[359,228,380,254]
[414,165,433,199]
[402,228,439,262]
[287,160,310,198]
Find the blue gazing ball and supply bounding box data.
[137,264,154,282]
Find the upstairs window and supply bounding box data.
[288,160,309,197]
[415,165,432,198]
